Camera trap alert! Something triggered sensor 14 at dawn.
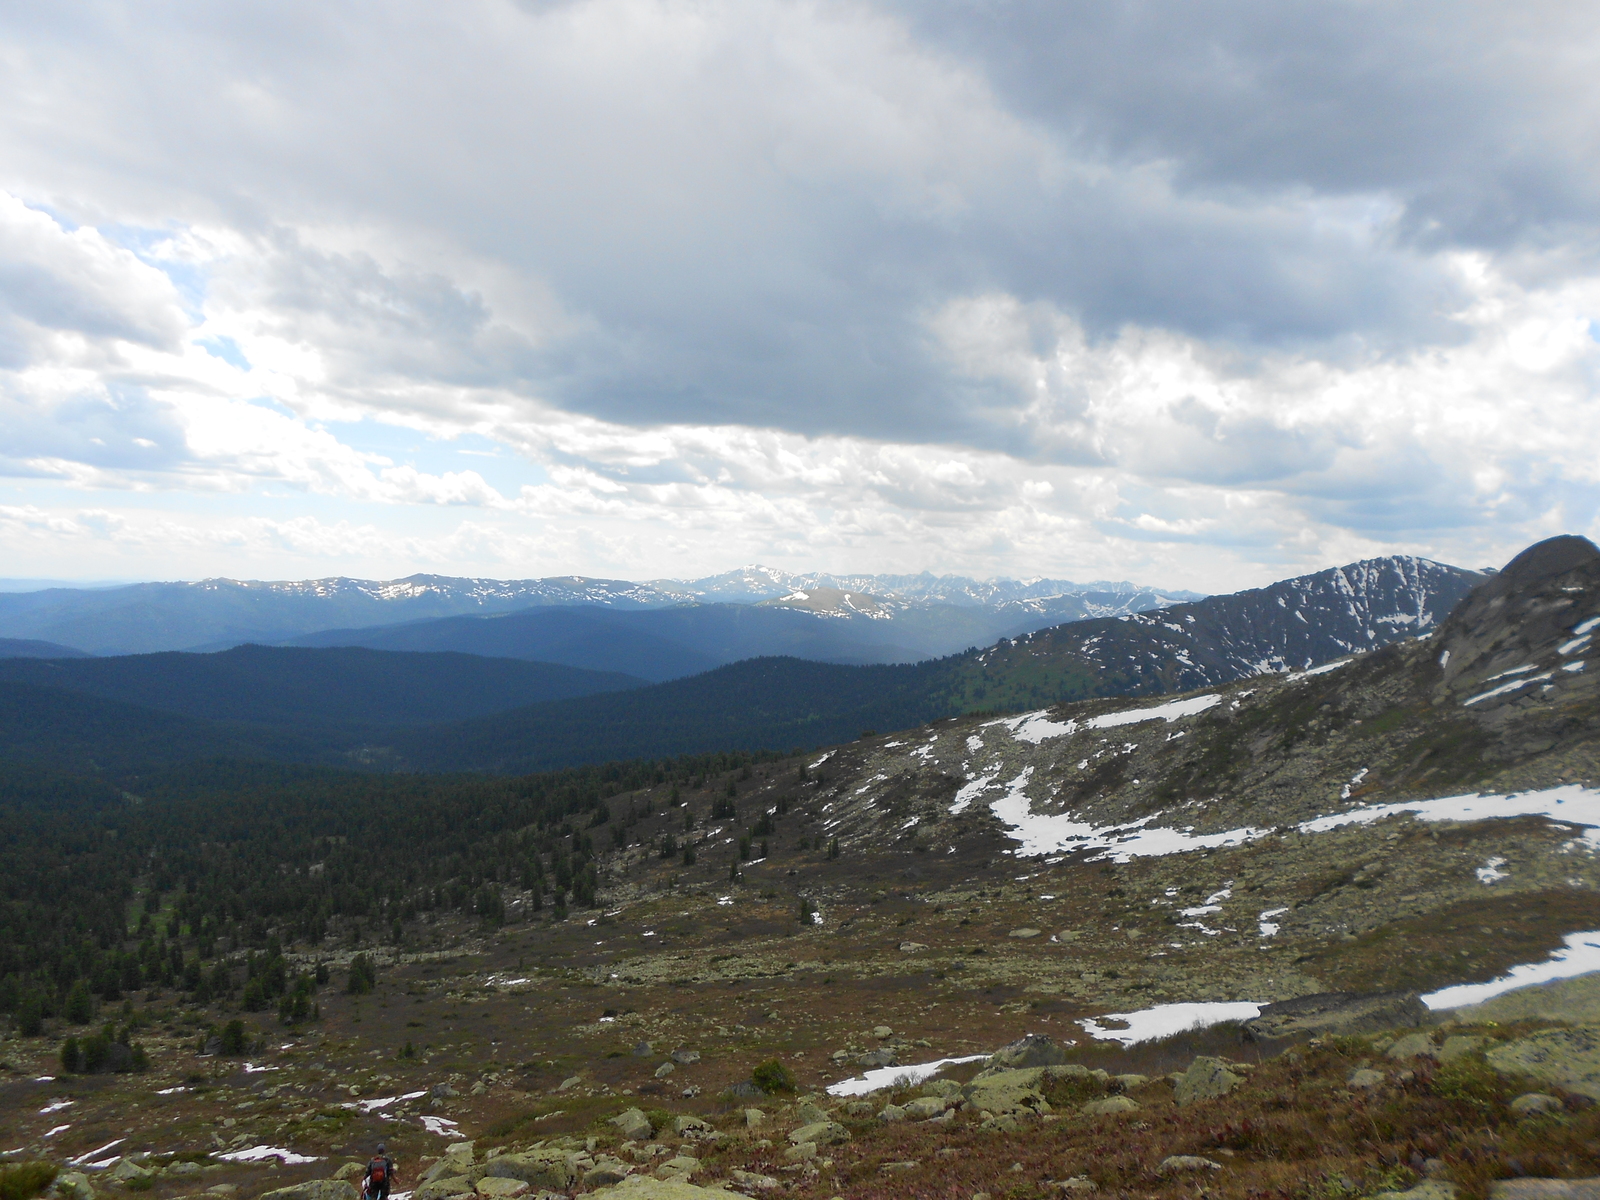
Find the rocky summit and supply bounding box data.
[3,537,1600,1200]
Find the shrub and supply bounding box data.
[219,1018,248,1056]
[752,1059,796,1094]
[347,954,376,995]
[16,993,43,1037]
[0,1162,58,1200]
[64,979,94,1025]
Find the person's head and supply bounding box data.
[376,1144,387,1155]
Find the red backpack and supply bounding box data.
[368,1159,388,1190]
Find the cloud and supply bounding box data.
[0,1,1596,586]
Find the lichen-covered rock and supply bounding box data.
[1438,1036,1485,1063]
[794,1099,829,1125]
[1347,1068,1386,1089]
[52,1171,95,1200]
[729,1171,780,1192]
[1081,1096,1139,1116]
[789,1120,849,1146]
[588,1177,735,1200]
[258,1183,359,1200]
[611,1109,653,1141]
[482,1150,577,1192]
[986,1033,1068,1071]
[1488,1026,1600,1099]
[422,1143,476,1185]
[416,1178,475,1200]
[654,1157,699,1182]
[878,1104,906,1123]
[1369,1182,1459,1200]
[902,1096,949,1120]
[1157,1156,1222,1174]
[963,1067,1052,1116]
[1174,1057,1242,1107]
[1510,1093,1565,1118]
[475,1179,528,1199]
[672,1115,712,1137]
[1488,1182,1600,1200]
[1386,1034,1437,1060]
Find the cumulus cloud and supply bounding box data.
[0,0,1596,586]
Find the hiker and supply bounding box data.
[363,1143,396,1200]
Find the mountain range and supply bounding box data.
[0,568,1199,659]
[0,551,1488,779]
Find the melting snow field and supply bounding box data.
[419,1115,460,1136]
[950,749,1600,863]
[1422,930,1600,1009]
[826,1054,988,1097]
[219,1147,321,1165]
[999,694,1224,746]
[1078,1001,1265,1046]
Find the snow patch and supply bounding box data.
[825,1054,987,1097]
[1078,1001,1264,1046]
[1424,930,1600,1009]
[219,1147,322,1165]
[1258,908,1288,937]
[1476,857,1509,884]
[419,1114,461,1136]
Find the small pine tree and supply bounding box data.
[682,843,697,866]
[64,979,94,1025]
[827,837,840,859]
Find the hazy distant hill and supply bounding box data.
[0,568,1194,657]
[0,645,643,730]
[0,637,89,659]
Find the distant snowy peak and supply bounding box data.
[993,554,1487,696]
[652,566,1204,608]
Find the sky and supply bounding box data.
[1,1,1598,592]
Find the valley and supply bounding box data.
[2,538,1599,1200]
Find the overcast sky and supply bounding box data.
[1,1,1597,590]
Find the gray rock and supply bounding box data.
[583,1158,631,1189]
[743,1108,766,1127]
[590,1180,735,1200]
[1489,1182,1600,1200]
[483,1150,577,1192]
[107,1161,152,1184]
[855,1048,896,1068]
[987,1033,1069,1071]
[794,1099,829,1125]
[1510,1093,1565,1118]
[633,1041,654,1057]
[1489,1026,1600,1099]
[1081,1096,1138,1116]
[1174,1057,1243,1107]
[421,1144,477,1186]
[902,1096,949,1120]
[671,1116,711,1138]
[729,1170,781,1192]
[880,1162,920,1173]
[1386,1034,1437,1060]
[671,1049,700,1065]
[878,1104,906,1123]
[1055,1178,1097,1193]
[1347,1069,1386,1090]
[1157,1157,1222,1174]
[417,1181,476,1200]
[654,1062,674,1078]
[475,1179,529,1199]
[1370,1183,1459,1200]
[1438,1036,1486,1064]
[611,1109,653,1141]
[258,1184,360,1200]
[654,1158,699,1183]
[872,1026,893,1039]
[963,1067,1051,1116]
[431,1082,458,1098]
[1243,991,1426,1041]
[1113,1074,1149,1089]
[1009,928,1042,939]
[788,1121,848,1146]
[52,1172,95,1200]
[1451,973,1600,1027]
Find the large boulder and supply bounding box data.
[51,1172,95,1200]
[1488,1026,1600,1100]
[421,1143,477,1185]
[481,1150,577,1191]
[416,1180,475,1200]
[588,1178,732,1200]
[985,1033,1069,1072]
[1452,975,1600,1027]
[788,1121,849,1146]
[1243,991,1425,1041]
[259,1184,359,1200]
[1489,1182,1600,1200]
[962,1067,1051,1117]
[1174,1057,1242,1107]
[610,1109,653,1141]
